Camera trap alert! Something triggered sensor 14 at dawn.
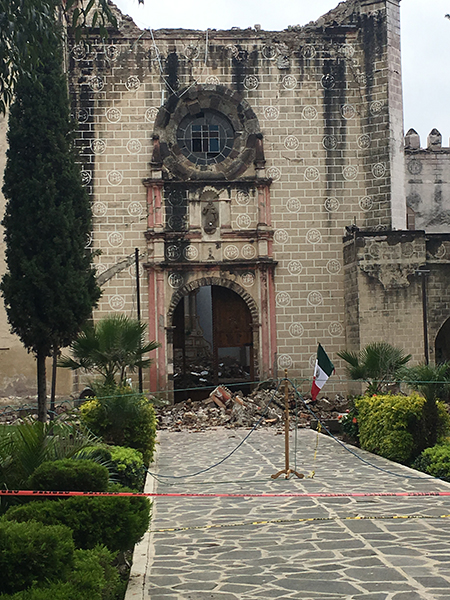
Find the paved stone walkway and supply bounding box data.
[126,427,450,600]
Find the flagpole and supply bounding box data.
[271,369,304,480]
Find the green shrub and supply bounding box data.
[103,446,146,491]
[67,545,122,600]
[3,493,151,553]
[0,546,122,600]
[28,459,109,492]
[0,418,101,493]
[340,398,360,443]
[0,520,74,594]
[80,388,157,465]
[356,393,450,464]
[412,443,450,481]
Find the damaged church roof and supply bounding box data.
[106,0,363,35]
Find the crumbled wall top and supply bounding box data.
[304,0,359,30]
[108,0,361,36]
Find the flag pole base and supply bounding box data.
[271,468,304,480]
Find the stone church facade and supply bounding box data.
[1,0,450,399]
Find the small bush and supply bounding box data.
[107,446,146,491]
[80,388,157,465]
[412,443,450,481]
[0,520,74,594]
[340,399,360,443]
[3,493,151,553]
[356,393,450,464]
[28,459,109,492]
[68,545,123,600]
[0,545,122,600]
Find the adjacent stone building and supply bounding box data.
[1,0,450,400]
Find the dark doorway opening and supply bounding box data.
[173,285,254,402]
[435,318,450,363]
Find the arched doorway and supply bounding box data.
[172,285,254,401]
[435,317,450,363]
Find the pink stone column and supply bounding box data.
[267,266,277,377]
[257,184,272,226]
[156,270,166,390]
[146,182,163,230]
[260,267,277,379]
[148,268,158,391]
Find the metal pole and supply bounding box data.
[421,273,429,365]
[284,370,290,474]
[135,248,143,393]
[416,268,430,365]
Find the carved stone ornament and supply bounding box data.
[202,200,219,234]
[152,84,261,180]
[359,238,426,289]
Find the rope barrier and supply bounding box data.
[145,380,281,482]
[1,375,446,485]
[288,378,439,481]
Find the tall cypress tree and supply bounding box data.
[1,27,101,421]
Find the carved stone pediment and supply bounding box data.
[359,237,426,289]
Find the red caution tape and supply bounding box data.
[1,490,450,498]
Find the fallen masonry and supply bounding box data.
[155,384,350,432]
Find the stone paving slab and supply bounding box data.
[126,428,450,600]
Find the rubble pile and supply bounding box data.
[0,395,79,424]
[156,384,349,432]
[0,387,350,430]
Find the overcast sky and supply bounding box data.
[113,0,450,147]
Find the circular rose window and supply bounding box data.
[176,109,234,166]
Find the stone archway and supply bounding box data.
[168,278,259,401]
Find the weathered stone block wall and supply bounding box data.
[425,235,450,362]
[405,129,450,233]
[63,0,406,394]
[343,230,450,367]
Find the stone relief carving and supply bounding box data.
[359,238,426,289]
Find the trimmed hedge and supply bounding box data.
[0,545,122,600]
[80,388,157,465]
[28,459,109,492]
[0,520,74,594]
[91,446,146,491]
[356,393,450,464]
[412,443,450,481]
[108,446,146,491]
[3,493,151,552]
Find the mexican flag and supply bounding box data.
[311,344,335,401]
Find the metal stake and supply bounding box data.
[271,370,304,480]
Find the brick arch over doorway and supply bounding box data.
[167,276,259,323]
[168,277,260,401]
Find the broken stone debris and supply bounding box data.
[155,384,349,432]
[0,387,349,431]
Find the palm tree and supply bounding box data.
[337,342,411,395]
[59,315,160,387]
[405,362,450,404]
[0,418,101,512]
